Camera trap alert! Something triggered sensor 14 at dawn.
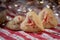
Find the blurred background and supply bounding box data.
[0,0,60,24]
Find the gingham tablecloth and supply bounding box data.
[0,26,60,40]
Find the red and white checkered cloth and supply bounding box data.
[0,27,60,40]
[0,12,60,40]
